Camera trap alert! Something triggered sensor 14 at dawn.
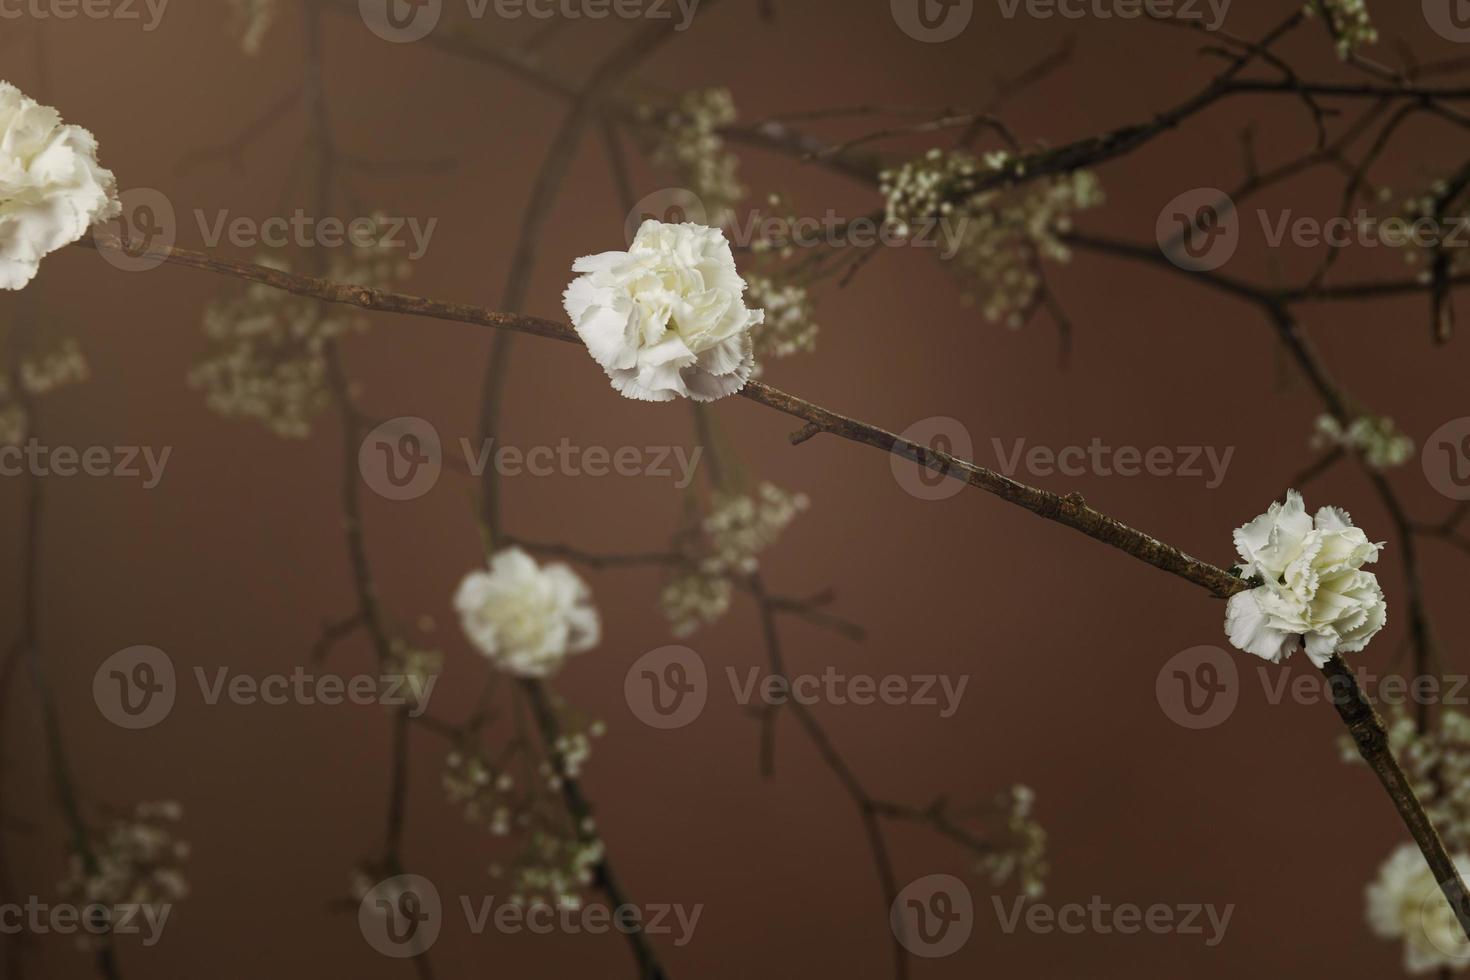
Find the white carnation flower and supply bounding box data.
[1366,843,1470,974]
[0,81,120,290]
[454,547,600,678]
[563,219,763,403]
[1224,489,1387,666]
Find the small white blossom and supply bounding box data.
[1225,490,1387,666]
[563,219,764,403]
[59,801,188,947]
[1366,843,1470,973]
[229,0,278,55]
[1313,413,1413,469]
[1343,708,1470,852]
[0,338,90,447]
[0,81,120,290]
[976,785,1049,900]
[454,547,600,678]
[746,273,818,372]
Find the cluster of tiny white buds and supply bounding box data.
[745,272,819,372]
[190,215,412,438]
[636,88,744,226]
[59,800,189,946]
[881,148,1101,328]
[1311,413,1414,470]
[1342,708,1470,852]
[495,830,605,912]
[0,339,90,447]
[975,785,1048,900]
[1306,0,1377,59]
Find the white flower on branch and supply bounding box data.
[0,81,119,291]
[454,547,601,678]
[563,219,763,403]
[1367,843,1470,973]
[1306,0,1377,59]
[1224,490,1387,666]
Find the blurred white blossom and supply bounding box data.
[229,0,278,55]
[0,81,120,290]
[0,338,89,447]
[976,785,1048,901]
[1312,413,1413,470]
[636,88,743,226]
[1366,843,1470,973]
[454,547,600,678]
[746,272,818,372]
[59,801,188,947]
[1307,0,1377,58]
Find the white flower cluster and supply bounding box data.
[0,339,89,446]
[0,81,120,290]
[1342,707,1470,852]
[454,547,601,678]
[444,748,521,836]
[189,217,410,438]
[59,801,188,943]
[745,272,819,373]
[493,826,605,912]
[637,88,743,227]
[229,0,278,55]
[1366,843,1470,974]
[881,149,1102,327]
[1312,413,1413,470]
[565,220,763,403]
[1224,491,1388,667]
[1307,0,1377,58]
[388,640,442,710]
[976,785,1048,900]
[660,482,809,636]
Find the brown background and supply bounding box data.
[3,1,1470,976]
